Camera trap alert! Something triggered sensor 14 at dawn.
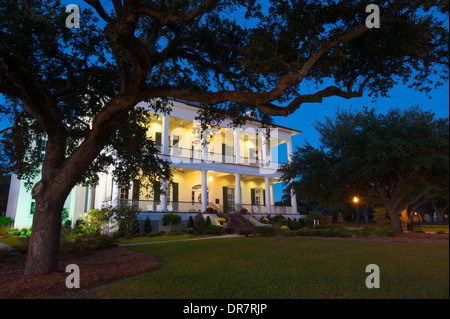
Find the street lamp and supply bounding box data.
[353,196,360,228]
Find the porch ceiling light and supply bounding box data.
[208,176,213,182]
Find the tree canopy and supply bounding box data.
[279,106,449,232]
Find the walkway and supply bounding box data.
[119,234,240,247]
[0,240,13,251]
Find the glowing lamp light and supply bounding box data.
[353,196,359,203]
[208,176,213,183]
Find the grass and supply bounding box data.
[83,236,449,299]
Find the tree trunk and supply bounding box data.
[388,208,404,233]
[24,185,66,275]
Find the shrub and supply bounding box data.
[80,207,114,236]
[224,226,236,234]
[193,213,205,229]
[162,213,182,232]
[0,216,13,228]
[0,216,13,237]
[144,217,152,234]
[272,215,285,224]
[194,225,223,235]
[239,230,253,237]
[324,215,333,225]
[254,226,276,236]
[285,219,304,230]
[205,215,212,226]
[187,216,195,229]
[205,207,217,214]
[114,204,141,238]
[281,225,289,231]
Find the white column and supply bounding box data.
[287,137,293,162]
[95,173,106,209]
[111,178,120,208]
[86,185,94,212]
[202,129,208,162]
[235,174,242,211]
[287,138,298,214]
[270,183,275,206]
[162,113,169,155]
[262,131,270,167]
[160,178,168,212]
[265,176,272,214]
[201,170,208,212]
[234,128,241,164]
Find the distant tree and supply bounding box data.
[280,106,449,232]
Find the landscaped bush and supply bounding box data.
[144,217,152,234]
[114,204,141,238]
[193,225,223,235]
[59,235,119,258]
[162,213,182,232]
[224,226,236,234]
[79,207,114,236]
[239,230,253,237]
[254,226,276,236]
[0,216,13,237]
[194,213,206,229]
[285,219,305,230]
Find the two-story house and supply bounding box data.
[6,99,302,229]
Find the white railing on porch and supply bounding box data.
[101,200,294,215]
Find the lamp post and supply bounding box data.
[353,196,360,228]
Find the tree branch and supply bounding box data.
[135,0,220,24]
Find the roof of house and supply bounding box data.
[168,98,303,136]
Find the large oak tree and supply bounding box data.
[0,0,448,274]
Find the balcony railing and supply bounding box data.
[154,146,286,168]
[101,200,294,215]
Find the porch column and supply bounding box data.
[111,178,120,208]
[265,176,272,214]
[86,185,94,212]
[235,174,242,211]
[162,113,169,155]
[202,128,208,162]
[234,128,241,164]
[262,130,270,167]
[95,172,106,209]
[287,138,298,214]
[288,136,295,158]
[201,170,208,212]
[160,178,168,212]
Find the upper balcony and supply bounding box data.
[141,101,301,171]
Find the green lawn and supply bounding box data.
[83,237,449,299]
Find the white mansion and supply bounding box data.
[6,100,302,229]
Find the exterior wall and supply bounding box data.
[6,173,87,229]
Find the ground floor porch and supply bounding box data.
[99,166,299,216]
